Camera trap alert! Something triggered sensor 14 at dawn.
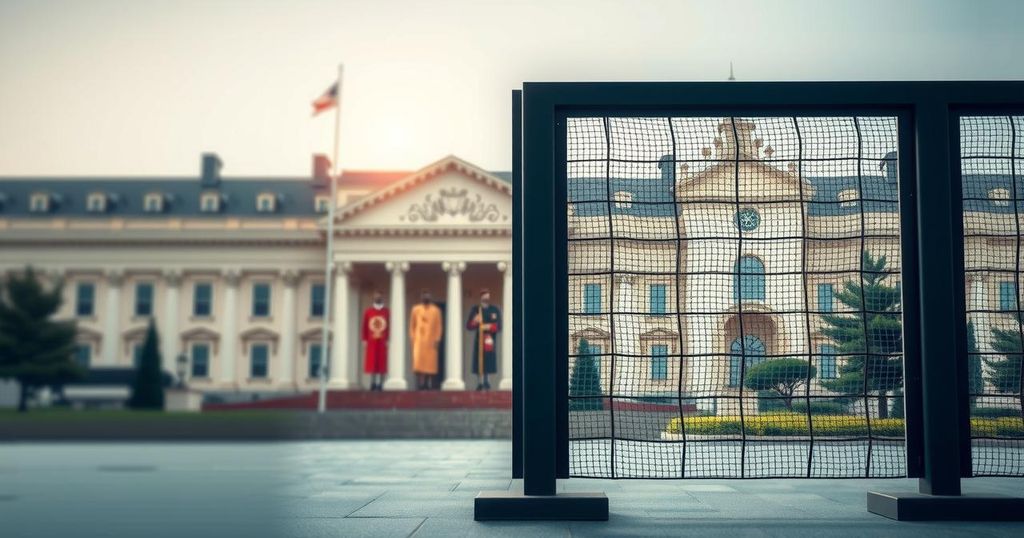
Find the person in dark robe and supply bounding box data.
[361,291,389,391]
[466,289,501,390]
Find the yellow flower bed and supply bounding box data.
[665,414,1023,438]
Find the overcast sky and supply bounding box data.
[1,0,1022,176]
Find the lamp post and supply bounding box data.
[175,353,188,389]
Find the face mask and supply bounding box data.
[373,300,384,308]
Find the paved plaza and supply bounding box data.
[1,440,1023,537]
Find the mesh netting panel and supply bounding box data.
[567,116,906,478]
[961,115,1024,477]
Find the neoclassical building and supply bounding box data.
[0,155,513,397]
[566,117,1018,413]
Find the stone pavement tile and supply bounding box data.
[277,496,379,518]
[277,516,425,538]
[452,478,512,491]
[678,483,737,492]
[413,518,571,538]
[347,497,473,519]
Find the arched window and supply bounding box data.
[734,256,765,302]
[728,335,766,387]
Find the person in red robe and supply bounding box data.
[361,291,389,391]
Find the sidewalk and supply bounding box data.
[1,441,1021,537]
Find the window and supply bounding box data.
[989,187,1011,207]
[613,191,633,209]
[817,283,834,312]
[250,343,269,378]
[29,193,49,212]
[193,283,213,317]
[649,283,667,314]
[256,193,276,213]
[132,343,145,369]
[75,282,95,317]
[200,193,220,213]
[74,344,91,369]
[86,193,107,213]
[315,195,331,214]
[819,344,838,379]
[734,256,766,302]
[134,282,154,317]
[728,335,766,387]
[308,343,323,378]
[252,283,271,317]
[838,189,858,208]
[999,281,1018,311]
[650,344,669,381]
[191,343,210,378]
[583,283,602,314]
[310,283,325,317]
[143,193,163,212]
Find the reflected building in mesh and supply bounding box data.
[568,117,1019,415]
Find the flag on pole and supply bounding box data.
[311,82,339,116]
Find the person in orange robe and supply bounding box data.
[361,291,389,391]
[410,289,443,390]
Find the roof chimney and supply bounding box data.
[312,154,331,187]
[658,154,675,181]
[881,150,898,182]
[201,153,222,188]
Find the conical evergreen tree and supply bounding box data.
[0,267,81,412]
[128,318,165,410]
[569,338,602,411]
[820,251,903,418]
[987,316,1023,395]
[967,320,984,406]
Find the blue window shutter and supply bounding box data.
[819,344,837,379]
[999,281,1017,311]
[583,283,602,314]
[649,284,667,314]
[735,257,765,302]
[651,344,669,380]
[817,283,834,312]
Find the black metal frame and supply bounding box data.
[497,82,1024,519]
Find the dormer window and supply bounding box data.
[144,193,164,213]
[838,189,858,208]
[613,191,633,209]
[86,193,107,213]
[989,187,1011,207]
[314,195,331,214]
[256,193,277,213]
[29,192,50,213]
[200,192,221,213]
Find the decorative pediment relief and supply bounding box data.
[401,187,502,223]
[334,155,511,230]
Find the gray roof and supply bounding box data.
[0,170,513,218]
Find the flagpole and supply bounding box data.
[318,63,343,414]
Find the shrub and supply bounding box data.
[791,401,849,415]
[665,414,1024,438]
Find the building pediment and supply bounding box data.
[677,160,814,201]
[333,155,511,233]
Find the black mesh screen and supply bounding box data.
[566,116,907,478]
[961,115,1024,477]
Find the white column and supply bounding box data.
[613,274,637,396]
[328,262,353,388]
[498,261,514,390]
[441,261,466,390]
[969,276,991,352]
[220,269,240,387]
[162,270,182,377]
[279,270,299,388]
[101,269,123,365]
[383,262,409,390]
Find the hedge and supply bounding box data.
[664,413,1024,438]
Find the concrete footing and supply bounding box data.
[867,491,1024,521]
[474,491,608,521]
